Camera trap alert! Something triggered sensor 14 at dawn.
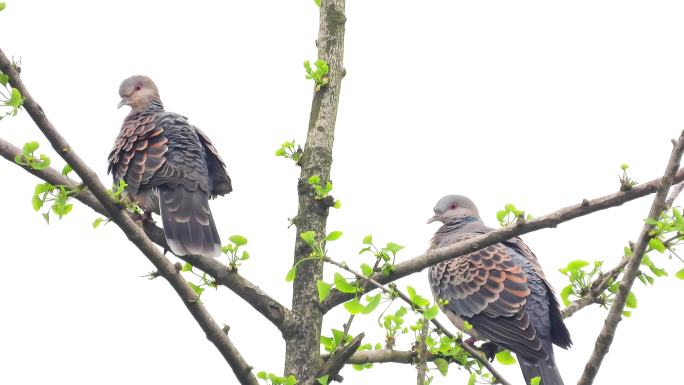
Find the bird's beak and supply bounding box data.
[427,215,439,224]
[117,98,129,109]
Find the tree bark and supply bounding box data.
[283,0,347,382]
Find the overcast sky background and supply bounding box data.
[1,1,684,384]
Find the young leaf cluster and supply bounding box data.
[0,67,22,119]
[256,372,296,385]
[180,262,217,298]
[307,175,340,208]
[496,203,532,227]
[286,230,342,282]
[643,207,684,281]
[358,235,404,276]
[32,181,80,223]
[222,234,250,270]
[107,179,142,215]
[14,141,50,170]
[619,163,638,191]
[275,140,302,163]
[303,59,329,91]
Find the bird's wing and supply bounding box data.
[429,235,547,359]
[107,114,185,193]
[194,126,232,197]
[505,237,573,349]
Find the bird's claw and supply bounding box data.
[478,341,500,362]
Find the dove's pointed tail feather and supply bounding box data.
[159,186,220,258]
[518,354,564,385]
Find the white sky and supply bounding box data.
[1,1,683,384]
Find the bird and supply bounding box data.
[108,75,232,258]
[427,195,571,385]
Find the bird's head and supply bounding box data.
[427,195,480,224]
[117,75,161,112]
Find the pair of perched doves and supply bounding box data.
[108,76,231,258]
[428,195,572,385]
[107,76,570,384]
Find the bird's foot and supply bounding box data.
[478,341,500,362]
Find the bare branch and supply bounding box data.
[0,50,260,385]
[665,181,684,208]
[322,165,684,312]
[577,130,684,385]
[307,333,365,385]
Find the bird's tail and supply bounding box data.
[518,354,564,385]
[158,186,221,258]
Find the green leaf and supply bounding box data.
[8,87,22,108]
[496,209,507,222]
[42,212,50,224]
[362,234,372,245]
[566,259,590,272]
[317,280,332,302]
[495,350,517,365]
[625,291,638,309]
[181,262,193,272]
[229,234,248,246]
[360,263,373,277]
[31,194,43,211]
[560,285,573,306]
[285,267,297,282]
[257,371,267,380]
[530,376,541,385]
[32,154,51,170]
[333,200,341,209]
[325,231,343,241]
[622,310,632,317]
[61,164,73,176]
[284,375,297,385]
[188,282,204,296]
[92,218,104,229]
[300,231,316,246]
[675,268,684,280]
[317,375,329,385]
[334,272,358,294]
[308,175,321,185]
[423,304,439,320]
[648,238,666,253]
[22,141,39,156]
[385,242,404,255]
[434,357,449,376]
[362,294,382,314]
[0,73,7,86]
[344,297,365,314]
[314,0,321,7]
[467,372,476,385]
[406,286,430,307]
[463,320,473,330]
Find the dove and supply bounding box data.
[108,75,231,258]
[427,195,571,385]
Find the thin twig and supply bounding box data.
[0,50,260,385]
[577,131,684,385]
[562,256,629,319]
[322,165,684,312]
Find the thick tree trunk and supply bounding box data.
[284,0,347,382]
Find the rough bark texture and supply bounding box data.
[576,131,684,385]
[283,0,347,382]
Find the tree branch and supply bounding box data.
[284,0,347,381]
[0,49,260,385]
[561,256,629,319]
[577,130,684,385]
[322,165,684,312]
[0,136,290,332]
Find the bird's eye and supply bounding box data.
[134,84,142,91]
[449,204,458,210]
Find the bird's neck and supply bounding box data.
[127,99,165,119]
[437,216,487,235]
